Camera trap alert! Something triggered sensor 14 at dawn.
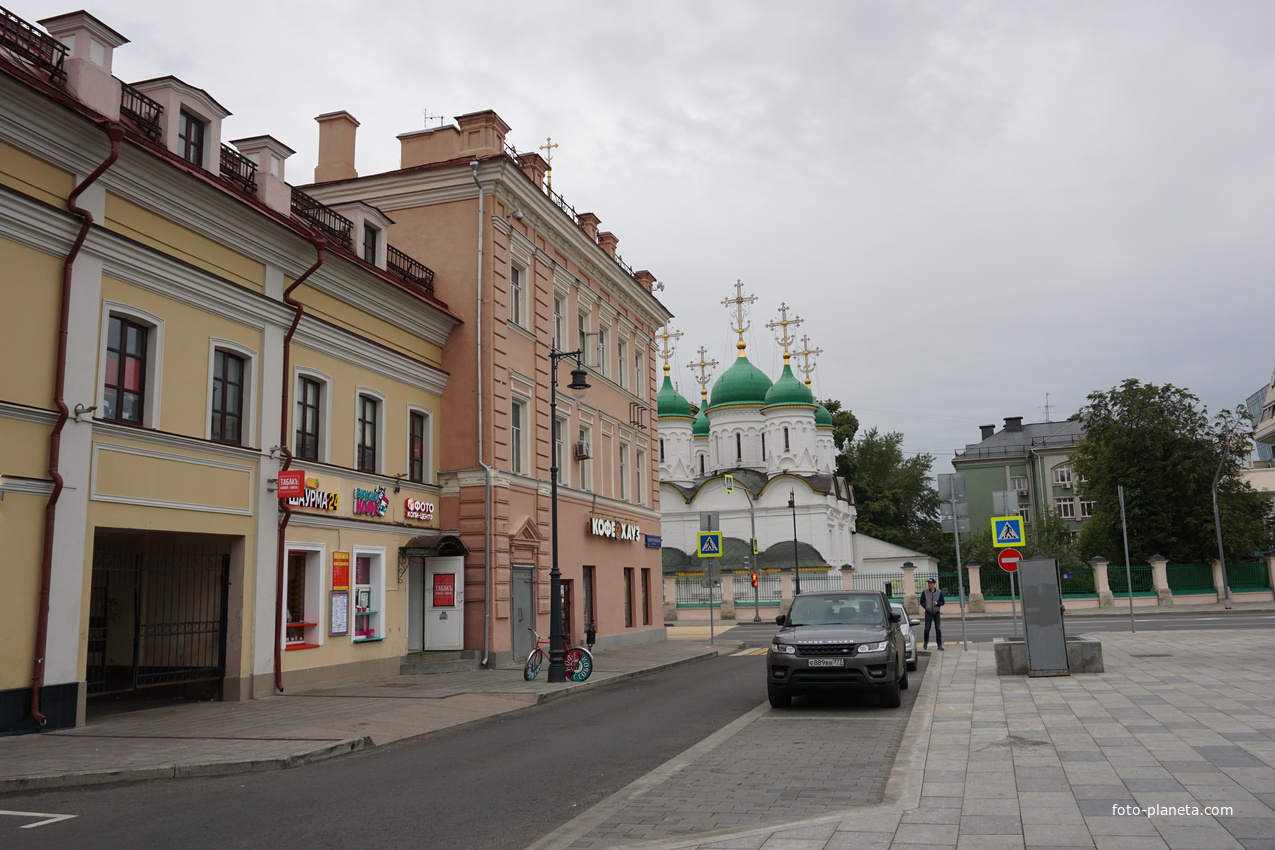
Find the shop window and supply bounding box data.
[352,550,385,641]
[283,548,322,649]
[641,568,652,625]
[624,568,634,628]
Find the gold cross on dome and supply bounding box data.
[657,326,684,376]
[721,280,758,352]
[689,346,720,400]
[766,302,803,361]
[539,136,559,190]
[795,334,823,387]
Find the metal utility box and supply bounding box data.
[1019,558,1069,676]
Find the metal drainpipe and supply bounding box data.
[275,235,326,692]
[32,122,124,728]
[471,162,495,668]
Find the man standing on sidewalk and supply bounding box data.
[920,578,945,650]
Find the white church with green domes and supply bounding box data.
[656,285,937,621]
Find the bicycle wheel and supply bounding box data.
[523,648,545,681]
[566,647,593,682]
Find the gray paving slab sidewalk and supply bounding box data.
[538,627,1275,850]
[0,638,727,793]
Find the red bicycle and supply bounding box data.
[523,628,593,681]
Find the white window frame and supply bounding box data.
[98,302,165,429]
[1018,506,1032,524]
[354,387,387,474]
[294,367,332,463]
[406,404,433,484]
[1053,465,1073,486]
[1079,500,1096,519]
[577,307,591,360]
[554,413,570,487]
[617,338,628,390]
[1055,498,1076,519]
[206,339,256,446]
[511,396,529,475]
[579,424,593,492]
[553,293,566,350]
[634,347,644,400]
[282,541,325,649]
[1010,475,1028,492]
[509,263,527,327]
[351,546,387,642]
[619,441,630,501]
[596,325,608,378]
[635,447,646,506]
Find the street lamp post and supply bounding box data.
[1213,431,1235,611]
[789,490,802,595]
[548,347,589,682]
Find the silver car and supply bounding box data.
[891,602,919,671]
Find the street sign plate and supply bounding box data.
[697,531,723,558]
[997,548,1022,572]
[277,469,305,499]
[991,516,1024,548]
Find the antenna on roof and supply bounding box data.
[422,108,444,128]
[1041,393,1053,422]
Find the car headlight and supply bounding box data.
[770,643,796,655]
[857,641,888,653]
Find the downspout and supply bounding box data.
[472,161,495,668]
[275,235,326,692]
[32,122,124,728]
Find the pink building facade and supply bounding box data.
[306,111,672,665]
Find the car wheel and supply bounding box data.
[907,659,917,672]
[767,683,792,709]
[880,678,902,708]
[900,669,909,690]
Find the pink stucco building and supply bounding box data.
[306,111,673,665]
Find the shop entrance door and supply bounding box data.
[423,556,464,650]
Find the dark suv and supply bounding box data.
[766,590,908,708]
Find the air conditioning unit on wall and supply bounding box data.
[574,440,592,460]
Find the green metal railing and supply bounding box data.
[1167,563,1214,595]
[1228,560,1272,592]
[1108,564,1155,596]
[1059,566,1097,597]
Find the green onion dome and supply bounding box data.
[709,340,772,409]
[763,362,815,410]
[656,371,694,419]
[692,394,711,437]
[815,401,834,428]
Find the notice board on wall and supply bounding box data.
[330,590,349,636]
[433,573,456,607]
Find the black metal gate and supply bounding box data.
[87,550,230,696]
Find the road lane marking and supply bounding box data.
[731,648,768,656]
[0,810,78,829]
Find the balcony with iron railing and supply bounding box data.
[218,144,257,195]
[120,82,163,141]
[386,244,435,297]
[0,6,67,83]
[290,187,352,249]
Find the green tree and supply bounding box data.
[840,426,942,554]
[820,398,859,456]
[1072,379,1271,564]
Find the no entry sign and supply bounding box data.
[997,548,1022,573]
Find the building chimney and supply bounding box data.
[314,111,359,183]
[980,424,996,440]
[577,212,601,241]
[516,152,549,189]
[231,135,296,215]
[1004,417,1023,433]
[39,11,127,119]
[455,110,511,158]
[634,270,656,292]
[597,231,619,259]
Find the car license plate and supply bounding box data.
[808,658,844,667]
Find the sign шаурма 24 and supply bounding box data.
[589,516,642,542]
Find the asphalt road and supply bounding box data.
[724,611,1275,646]
[1,654,768,850]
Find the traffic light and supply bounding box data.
[751,572,759,588]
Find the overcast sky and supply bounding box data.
[31,0,1275,465]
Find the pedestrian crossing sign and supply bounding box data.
[697,531,723,558]
[991,516,1024,548]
